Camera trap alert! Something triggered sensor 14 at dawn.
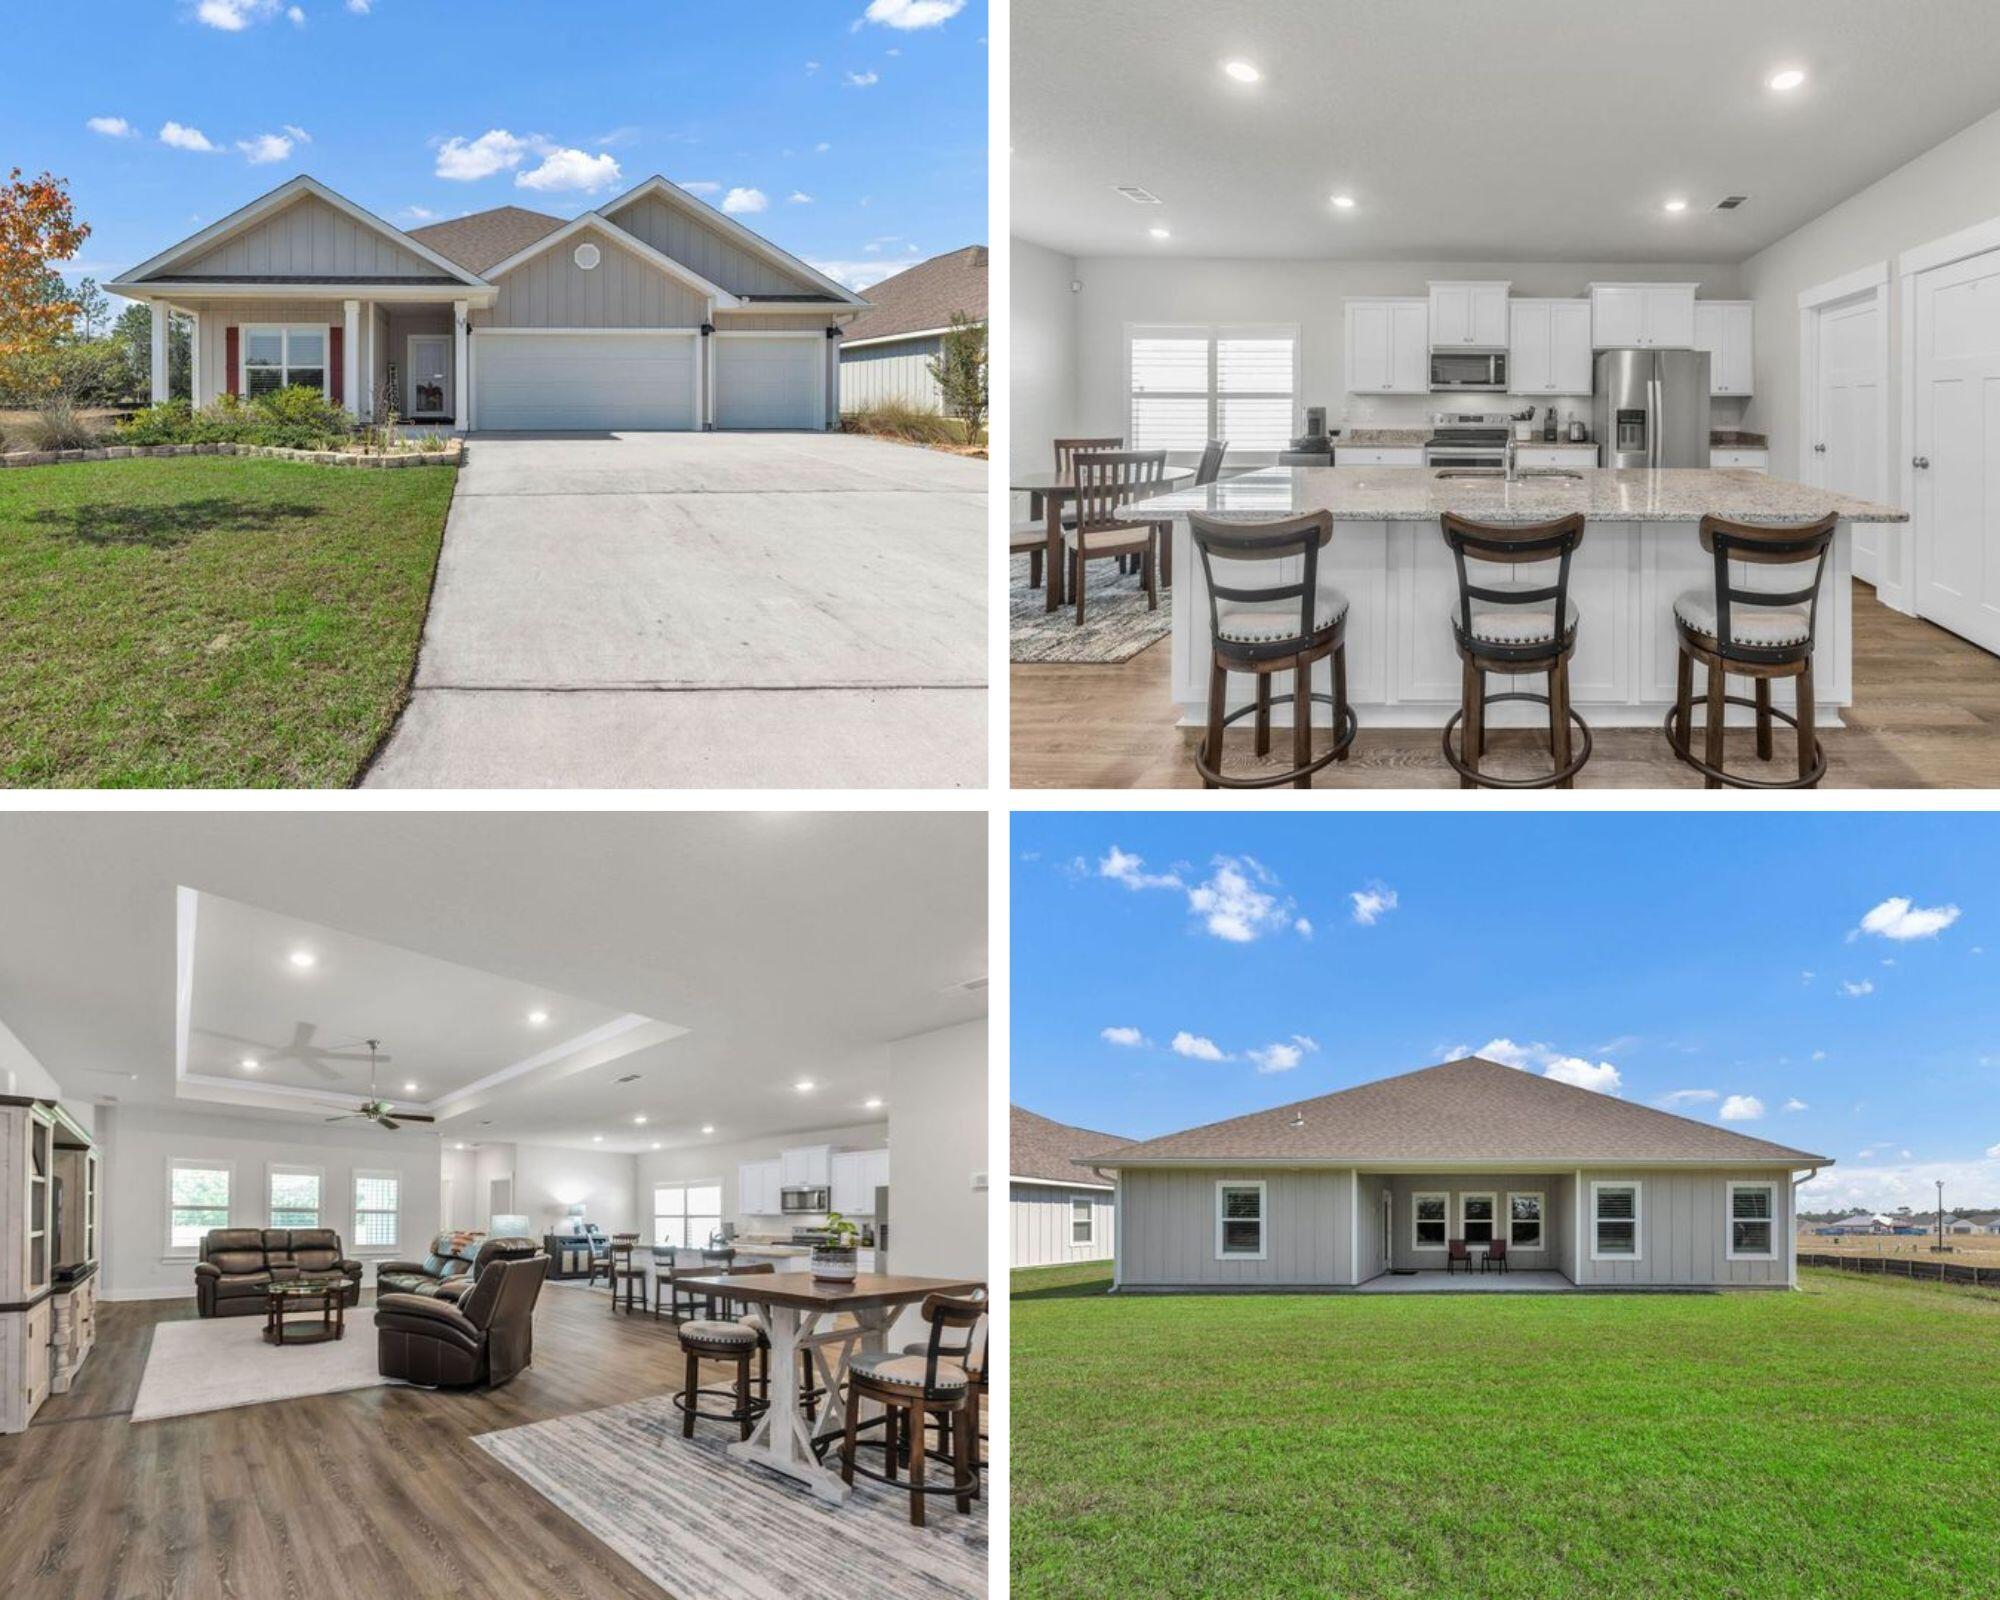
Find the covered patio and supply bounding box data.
[1357,1269,1576,1294]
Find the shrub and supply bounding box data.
[21,397,104,451]
[245,384,353,447]
[114,387,359,451]
[115,399,195,445]
[842,401,969,447]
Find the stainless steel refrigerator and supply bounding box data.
[1592,348,1711,468]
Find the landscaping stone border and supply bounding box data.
[0,438,465,470]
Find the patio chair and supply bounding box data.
[1482,1238,1509,1275]
[1445,1238,1471,1275]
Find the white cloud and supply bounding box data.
[1839,979,1875,997]
[1097,846,1181,893]
[399,205,436,221]
[1293,917,1313,938]
[788,191,814,204]
[1246,1035,1319,1075]
[1542,1057,1623,1094]
[1656,1089,1719,1109]
[1349,885,1399,926]
[159,122,217,153]
[863,0,966,26]
[1170,1032,1229,1063]
[1856,896,1962,942]
[286,4,304,23]
[1988,1142,2000,1159]
[815,141,832,153]
[1100,1026,1146,1048]
[517,148,622,193]
[436,129,533,181]
[677,180,721,196]
[1719,1095,1765,1122]
[86,116,134,138]
[347,0,371,11]
[1783,1098,1809,1112]
[722,186,769,215]
[236,131,298,164]
[1802,1156,2000,1211]
[1464,1038,1623,1095]
[807,259,902,291]
[1187,856,1294,943]
[844,71,880,87]
[1811,1050,1828,1061]
[805,60,821,73]
[196,0,278,29]
[1800,970,1814,984]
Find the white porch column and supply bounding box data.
[342,299,361,418]
[149,302,170,402]
[453,300,469,431]
[186,309,201,406]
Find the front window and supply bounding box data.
[243,324,327,397]
[1216,1181,1265,1258]
[268,1165,322,1229]
[1728,1183,1777,1259]
[169,1160,231,1251]
[1128,323,1299,453]
[353,1170,400,1249]
[1460,1193,1497,1246]
[1509,1192,1544,1249]
[654,1183,723,1249]
[1593,1183,1641,1259]
[1412,1191,1447,1249]
[1071,1195,1094,1245]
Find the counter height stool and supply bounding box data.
[1665,511,1837,789]
[607,1237,647,1315]
[839,1293,984,1527]
[1189,508,1356,789]
[1441,511,1592,789]
[674,1316,769,1442]
[1065,451,1167,626]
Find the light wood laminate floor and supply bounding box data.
[0,1289,741,1600]
[1012,582,2000,789]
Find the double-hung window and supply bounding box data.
[654,1183,723,1249]
[1508,1192,1544,1249]
[1592,1182,1642,1260]
[268,1165,322,1229]
[353,1170,400,1250]
[1412,1192,1447,1250]
[1215,1180,1266,1259]
[243,325,327,397]
[1460,1193,1497,1246]
[1071,1195,1095,1246]
[168,1159,231,1253]
[1727,1182,1778,1260]
[1128,323,1299,454]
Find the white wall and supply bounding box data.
[887,1019,987,1290]
[512,1143,637,1239]
[96,1104,442,1301]
[1010,236,1080,475]
[1740,103,2000,479]
[439,1144,475,1231]
[0,1014,90,1137]
[634,1118,890,1234]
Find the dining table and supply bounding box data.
[679,1269,984,1504]
[1012,464,1197,610]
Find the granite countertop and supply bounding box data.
[1336,428,1430,447]
[1138,465,1908,524]
[1516,438,1598,450]
[1711,431,1769,448]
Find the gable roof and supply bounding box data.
[407,206,564,274]
[1013,1106,1132,1187]
[1082,1057,1829,1168]
[475,210,738,304]
[600,175,870,308]
[841,246,987,346]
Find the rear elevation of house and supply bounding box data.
[107,174,870,432]
[1080,1057,1830,1291]
[1010,1105,1130,1268]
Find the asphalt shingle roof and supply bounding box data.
[841,245,986,344]
[1012,1105,1131,1187]
[406,205,564,275]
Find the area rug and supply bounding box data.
[132,1311,402,1422]
[474,1394,987,1600]
[1008,554,1173,664]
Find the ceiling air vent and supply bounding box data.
[1714,195,1749,210]
[615,1072,643,1083]
[1113,185,1163,205]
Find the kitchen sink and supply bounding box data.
[1433,467,1583,482]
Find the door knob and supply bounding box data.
[1813,443,1826,453]
[1913,456,1931,469]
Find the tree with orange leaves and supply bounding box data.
[0,169,91,397]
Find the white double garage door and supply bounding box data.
[471,330,824,431]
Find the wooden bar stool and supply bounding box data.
[1665,512,1836,789]
[839,1293,983,1527]
[607,1236,647,1314]
[1065,451,1167,626]
[673,1317,768,1441]
[905,1285,987,1497]
[1440,512,1591,789]
[1189,509,1356,789]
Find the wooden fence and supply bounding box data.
[1798,1251,2000,1290]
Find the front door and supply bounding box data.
[1914,246,2000,654]
[409,334,452,419]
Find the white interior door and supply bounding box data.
[1812,295,1884,581]
[409,334,451,418]
[1914,248,2000,655]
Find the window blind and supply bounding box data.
[354,1172,400,1248]
[1129,326,1297,452]
[269,1168,321,1229]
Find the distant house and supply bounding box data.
[1818,1211,1891,1235]
[838,245,987,416]
[1011,1105,1130,1268]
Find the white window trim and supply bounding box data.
[1070,1194,1096,1247]
[1726,1180,1780,1261]
[166,1157,234,1258]
[1507,1190,1545,1250]
[1590,1180,1644,1262]
[653,1179,724,1250]
[240,323,331,398]
[1124,321,1302,456]
[266,1162,324,1230]
[1411,1189,1448,1251]
[1459,1190,1498,1246]
[352,1167,402,1255]
[1214,1179,1267,1261]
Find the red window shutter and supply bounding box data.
[225,326,239,397]
[329,325,344,404]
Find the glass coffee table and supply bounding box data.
[263,1280,346,1346]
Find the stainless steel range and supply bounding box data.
[1423,411,1512,469]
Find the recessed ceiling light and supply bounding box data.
[403,1081,418,1093]
[287,950,315,969]
[527,1009,549,1025]
[1663,197,1688,213]
[454,1142,465,1150]
[1148,226,1171,240]
[701,1124,715,1135]
[241,1057,259,1071]
[632,1114,648,1125]
[1222,60,1261,83]
[864,1097,884,1110]
[651,1142,662,1151]
[1768,68,1806,92]
[1330,194,1357,210]
[795,1079,816,1092]
[591,1133,603,1142]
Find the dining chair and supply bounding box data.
[1053,436,1123,475]
[1065,450,1166,625]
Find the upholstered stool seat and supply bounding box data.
[674,1317,768,1441]
[1010,520,1048,550]
[679,1319,758,1348]
[1671,589,1812,646]
[1218,584,1351,644]
[852,1351,969,1393]
[1455,587,1580,645]
[841,1292,986,1528]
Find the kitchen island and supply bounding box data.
[1142,466,1908,729]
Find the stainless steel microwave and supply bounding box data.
[781,1186,829,1213]
[1429,350,1508,391]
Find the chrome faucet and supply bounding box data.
[1503,436,1519,483]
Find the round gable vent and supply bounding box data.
[574,242,601,271]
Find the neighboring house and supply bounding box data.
[108,174,869,433]
[1011,1104,1130,1268]
[838,245,987,415]
[1080,1056,1831,1292]
[1819,1211,1894,1235]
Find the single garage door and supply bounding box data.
[473,331,697,431]
[714,335,824,429]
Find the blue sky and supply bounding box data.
[3,0,985,302]
[1012,812,1999,1212]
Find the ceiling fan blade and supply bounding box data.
[324,1113,362,1122]
[376,1117,402,1131]
[393,1112,437,1123]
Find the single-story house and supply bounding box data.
[837,245,986,416]
[1079,1056,1830,1292]
[1816,1210,1892,1235]
[108,173,869,433]
[1011,1104,1130,1268]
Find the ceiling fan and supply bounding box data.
[321,1040,434,1132]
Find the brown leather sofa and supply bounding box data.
[194,1228,364,1317]
[376,1251,549,1387]
[374,1231,510,1300]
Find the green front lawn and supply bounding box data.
[0,457,455,786]
[1012,1263,2000,1599]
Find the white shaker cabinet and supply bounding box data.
[1589,283,1698,349]
[1428,281,1510,348]
[779,1143,832,1188]
[830,1148,891,1215]
[1345,299,1430,394]
[1692,300,1755,395]
[737,1159,783,1216]
[1508,299,1594,395]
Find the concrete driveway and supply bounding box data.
[364,432,986,787]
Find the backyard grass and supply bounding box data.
[0,457,455,786]
[1012,1262,2000,1599]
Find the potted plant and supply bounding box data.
[811,1212,862,1282]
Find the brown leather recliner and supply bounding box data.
[194,1228,364,1317]
[376,1251,549,1387]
